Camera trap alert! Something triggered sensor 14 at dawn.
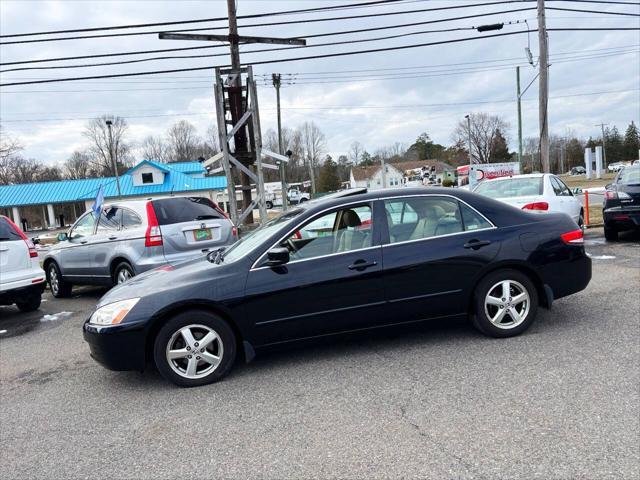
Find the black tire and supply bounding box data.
[47,262,72,298]
[113,261,135,286]
[16,295,42,312]
[471,269,539,338]
[299,197,308,203]
[604,224,618,241]
[265,201,274,210]
[153,310,237,388]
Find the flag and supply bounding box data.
[92,185,104,214]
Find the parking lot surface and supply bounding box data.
[1,228,638,479]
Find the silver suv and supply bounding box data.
[44,196,236,297]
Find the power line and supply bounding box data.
[1,5,538,69]
[0,0,414,39]
[0,1,535,45]
[2,48,636,92]
[4,27,639,87]
[1,13,537,74]
[547,6,640,14]
[1,88,637,123]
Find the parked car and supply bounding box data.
[265,188,310,209]
[0,215,46,312]
[603,165,640,240]
[633,160,640,166]
[607,162,625,173]
[570,166,586,175]
[44,196,236,297]
[472,174,584,227]
[83,187,591,387]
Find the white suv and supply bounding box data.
[0,215,46,312]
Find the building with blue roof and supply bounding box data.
[0,160,227,231]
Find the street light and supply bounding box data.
[105,118,122,198]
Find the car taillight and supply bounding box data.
[522,202,549,211]
[561,229,584,245]
[145,202,163,247]
[605,190,618,200]
[3,215,38,257]
[231,226,238,237]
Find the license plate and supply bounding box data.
[193,228,213,241]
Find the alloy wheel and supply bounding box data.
[484,279,530,329]
[117,268,132,284]
[165,324,223,379]
[49,266,59,296]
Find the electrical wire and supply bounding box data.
[0,1,536,45]
[547,6,640,15]
[0,0,416,38]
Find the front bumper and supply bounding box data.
[603,206,640,231]
[83,320,147,371]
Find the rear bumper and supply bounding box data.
[0,281,45,305]
[603,206,640,231]
[539,251,592,302]
[83,320,147,371]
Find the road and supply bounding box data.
[1,228,639,479]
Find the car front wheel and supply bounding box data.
[472,269,538,338]
[47,262,72,298]
[113,261,134,286]
[153,310,237,387]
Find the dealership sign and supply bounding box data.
[460,162,520,187]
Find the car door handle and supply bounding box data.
[348,260,378,271]
[80,240,88,244]
[463,239,492,250]
[108,236,118,240]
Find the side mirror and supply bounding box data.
[573,187,583,194]
[57,232,69,242]
[265,247,289,266]
[605,183,612,190]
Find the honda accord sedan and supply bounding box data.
[83,188,591,387]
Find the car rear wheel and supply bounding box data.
[47,262,72,298]
[153,310,236,387]
[16,295,41,312]
[113,261,134,286]
[472,269,538,338]
[604,224,618,241]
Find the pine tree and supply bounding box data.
[317,158,341,193]
[623,121,640,161]
[489,129,511,162]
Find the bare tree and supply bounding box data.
[64,150,94,179]
[453,113,510,163]
[83,115,131,176]
[348,141,364,165]
[300,121,326,194]
[0,126,23,185]
[205,124,220,156]
[140,135,171,163]
[167,120,201,162]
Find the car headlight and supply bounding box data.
[89,298,140,326]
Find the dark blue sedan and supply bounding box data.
[83,188,591,387]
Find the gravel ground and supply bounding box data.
[1,228,638,480]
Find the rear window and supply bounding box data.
[151,197,224,225]
[474,177,543,199]
[617,167,640,185]
[0,217,22,242]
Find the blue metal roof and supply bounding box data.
[165,161,207,174]
[0,163,226,208]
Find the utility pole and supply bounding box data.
[381,156,387,188]
[516,66,523,168]
[537,0,550,173]
[596,123,608,167]
[105,119,121,198]
[158,2,305,225]
[272,73,287,211]
[465,114,474,187]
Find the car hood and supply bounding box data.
[95,255,240,308]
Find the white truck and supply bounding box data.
[266,187,310,209]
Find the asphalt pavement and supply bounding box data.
[1,228,638,479]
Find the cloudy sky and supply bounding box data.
[1,0,638,165]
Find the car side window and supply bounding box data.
[70,212,97,239]
[459,202,493,231]
[385,197,463,244]
[551,177,572,196]
[96,207,121,233]
[121,208,142,229]
[281,205,373,261]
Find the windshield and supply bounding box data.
[617,167,640,185]
[474,177,543,198]
[222,208,304,263]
